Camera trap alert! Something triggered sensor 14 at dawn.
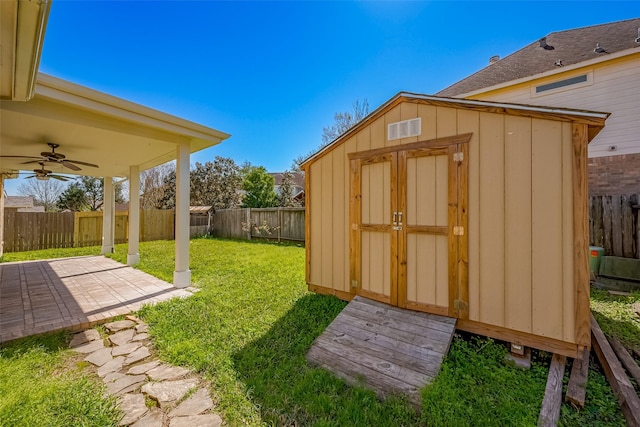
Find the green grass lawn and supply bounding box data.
[0,333,121,427]
[1,238,629,426]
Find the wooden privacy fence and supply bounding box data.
[3,209,175,253]
[589,194,640,259]
[3,211,75,252]
[212,208,305,242]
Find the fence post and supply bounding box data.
[246,208,251,240]
[277,207,282,243]
[73,212,80,247]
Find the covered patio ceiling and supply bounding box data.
[1,73,230,178]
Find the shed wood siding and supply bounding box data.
[306,101,592,349]
[467,53,640,158]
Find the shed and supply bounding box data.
[301,92,609,358]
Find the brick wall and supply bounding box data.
[588,153,640,196]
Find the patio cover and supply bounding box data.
[0,74,230,286]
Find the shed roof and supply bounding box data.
[437,18,640,97]
[301,92,610,168]
[190,206,213,214]
[4,196,34,208]
[270,171,305,188]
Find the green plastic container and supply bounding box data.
[589,246,605,278]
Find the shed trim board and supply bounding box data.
[303,93,608,359]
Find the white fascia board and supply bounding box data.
[35,73,231,143]
[12,0,50,101]
[457,47,640,99]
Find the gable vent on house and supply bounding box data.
[388,118,421,141]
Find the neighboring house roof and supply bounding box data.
[270,172,305,189]
[4,196,34,209]
[437,18,640,97]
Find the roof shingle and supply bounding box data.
[437,18,640,97]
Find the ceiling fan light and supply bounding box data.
[36,175,49,181]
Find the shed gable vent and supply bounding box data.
[388,118,421,141]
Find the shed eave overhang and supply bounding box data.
[301,92,609,169]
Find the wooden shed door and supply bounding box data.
[350,139,468,319]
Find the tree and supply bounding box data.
[321,98,370,146]
[278,170,300,207]
[191,156,243,209]
[56,176,124,211]
[291,98,370,171]
[140,162,176,209]
[17,178,66,212]
[242,166,278,208]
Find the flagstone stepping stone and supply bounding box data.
[105,320,136,332]
[169,414,222,427]
[84,347,113,367]
[142,379,198,406]
[72,339,105,354]
[131,408,163,427]
[135,324,149,334]
[127,360,161,375]
[110,329,135,346]
[106,374,147,395]
[70,329,101,347]
[124,346,151,366]
[97,356,125,377]
[118,393,148,426]
[112,342,142,357]
[126,315,142,323]
[132,333,149,342]
[104,372,126,383]
[147,364,190,381]
[169,388,213,417]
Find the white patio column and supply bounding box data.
[101,176,115,254]
[173,140,191,287]
[127,165,140,265]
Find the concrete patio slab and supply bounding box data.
[0,255,192,343]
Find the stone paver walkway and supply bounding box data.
[0,256,193,343]
[71,316,222,426]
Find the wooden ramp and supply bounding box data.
[307,296,456,406]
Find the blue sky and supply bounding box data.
[5,1,639,195]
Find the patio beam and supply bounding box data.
[128,165,140,265]
[101,176,115,254]
[173,141,191,287]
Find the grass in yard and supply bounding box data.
[0,332,121,427]
[1,239,628,426]
[0,245,101,263]
[590,288,640,349]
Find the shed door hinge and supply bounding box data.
[351,280,358,289]
[453,152,464,162]
[453,226,464,236]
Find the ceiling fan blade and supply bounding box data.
[64,159,99,168]
[21,159,46,165]
[50,175,70,181]
[60,161,81,171]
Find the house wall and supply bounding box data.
[588,153,640,195]
[307,102,579,345]
[465,53,640,160]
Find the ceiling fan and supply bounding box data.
[22,162,71,181]
[0,143,99,172]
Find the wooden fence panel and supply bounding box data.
[141,209,174,242]
[3,211,74,252]
[212,209,247,239]
[589,194,639,259]
[3,209,175,252]
[211,208,305,242]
